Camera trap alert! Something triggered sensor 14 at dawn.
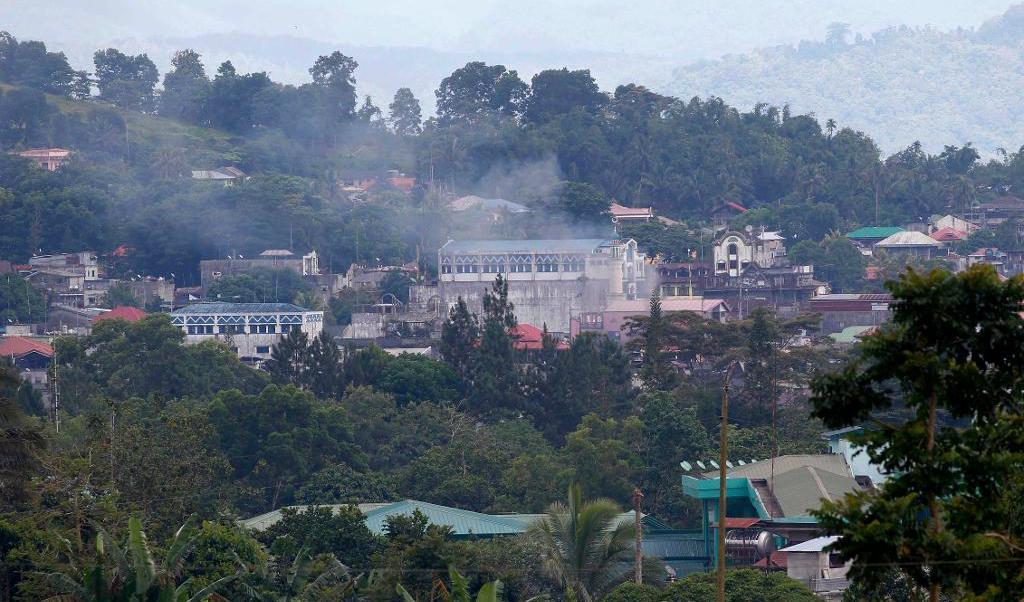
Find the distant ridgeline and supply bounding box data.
[3,23,1024,286]
[667,5,1024,155]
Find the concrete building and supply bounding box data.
[17,148,71,171]
[199,249,319,291]
[658,230,823,318]
[681,454,873,590]
[874,230,942,259]
[713,229,787,278]
[29,252,99,280]
[777,536,850,600]
[437,238,649,333]
[576,297,729,342]
[808,293,893,335]
[0,336,53,396]
[609,202,654,228]
[191,166,247,184]
[170,302,323,362]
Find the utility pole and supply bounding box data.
[717,361,739,602]
[633,488,644,584]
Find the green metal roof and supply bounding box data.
[363,500,525,537]
[242,500,672,538]
[846,226,905,239]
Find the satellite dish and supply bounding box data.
[680,461,692,472]
[726,461,734,468]
[709,460,720,470]
[696,461,707,470]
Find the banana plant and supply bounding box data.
[42,515,236,602]
[396,567,503,602]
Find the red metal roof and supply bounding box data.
[711,517,761,529]
[930,227,967,242]
[91,306,147,324]
[754,552,788,569]
[510,323,568,351]
[0,336,53,358]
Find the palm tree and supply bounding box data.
[0,366,44,505]
[528,483,634,602]
[43,515,236,601]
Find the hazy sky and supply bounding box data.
[6,0,1018,61]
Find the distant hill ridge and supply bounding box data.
[666,4,1024,155]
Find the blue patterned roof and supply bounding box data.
[171,302,310,314]
[440,239,613,255]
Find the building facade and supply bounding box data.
[658,229,823,317]
[199,249,320,291]
[17,148,71,171]
[170,302,323,362]
[437,238,650,333]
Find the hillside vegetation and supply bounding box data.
[668,5,1024,154]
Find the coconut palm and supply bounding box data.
[528,483,634,602]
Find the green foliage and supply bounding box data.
[0,271,46,323]
[205,267,310,304]
[529,483,634,602]
[261,505,379,567]
[207,384,365,512]
[101,281,139,309]
[0,31,85,97]
[601,582,661,602]
[43,515,238,601]
[811,266,1024,598]
[379,353,461,405]
[0,365,44,507]
[662,568,817,601]
[295,463,396,505]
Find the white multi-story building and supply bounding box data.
[712,229,787,277]
[170,302,323,362]
[436,238,650,333]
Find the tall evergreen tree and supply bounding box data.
[471,275,523,416]
[160,49,209,122]
[639,292,675,391]
[266,329,310,386]
[388,87,422,136]
[440,297,479,383]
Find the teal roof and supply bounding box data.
[363,500,525,537]
[846,226,904,239]
[242,500,669,538]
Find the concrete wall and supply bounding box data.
[786,551,827,582]
[440,277,608,334]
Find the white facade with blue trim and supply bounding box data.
[170,302,324,361]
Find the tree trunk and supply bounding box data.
[927,391,941,602]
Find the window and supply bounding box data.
[536,254,559,273]
[509,254,532,273]
[441,265,452,274]
[563,255,584,272]
[256,346,270,354]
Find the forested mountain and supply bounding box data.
[669,4,1024,154]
